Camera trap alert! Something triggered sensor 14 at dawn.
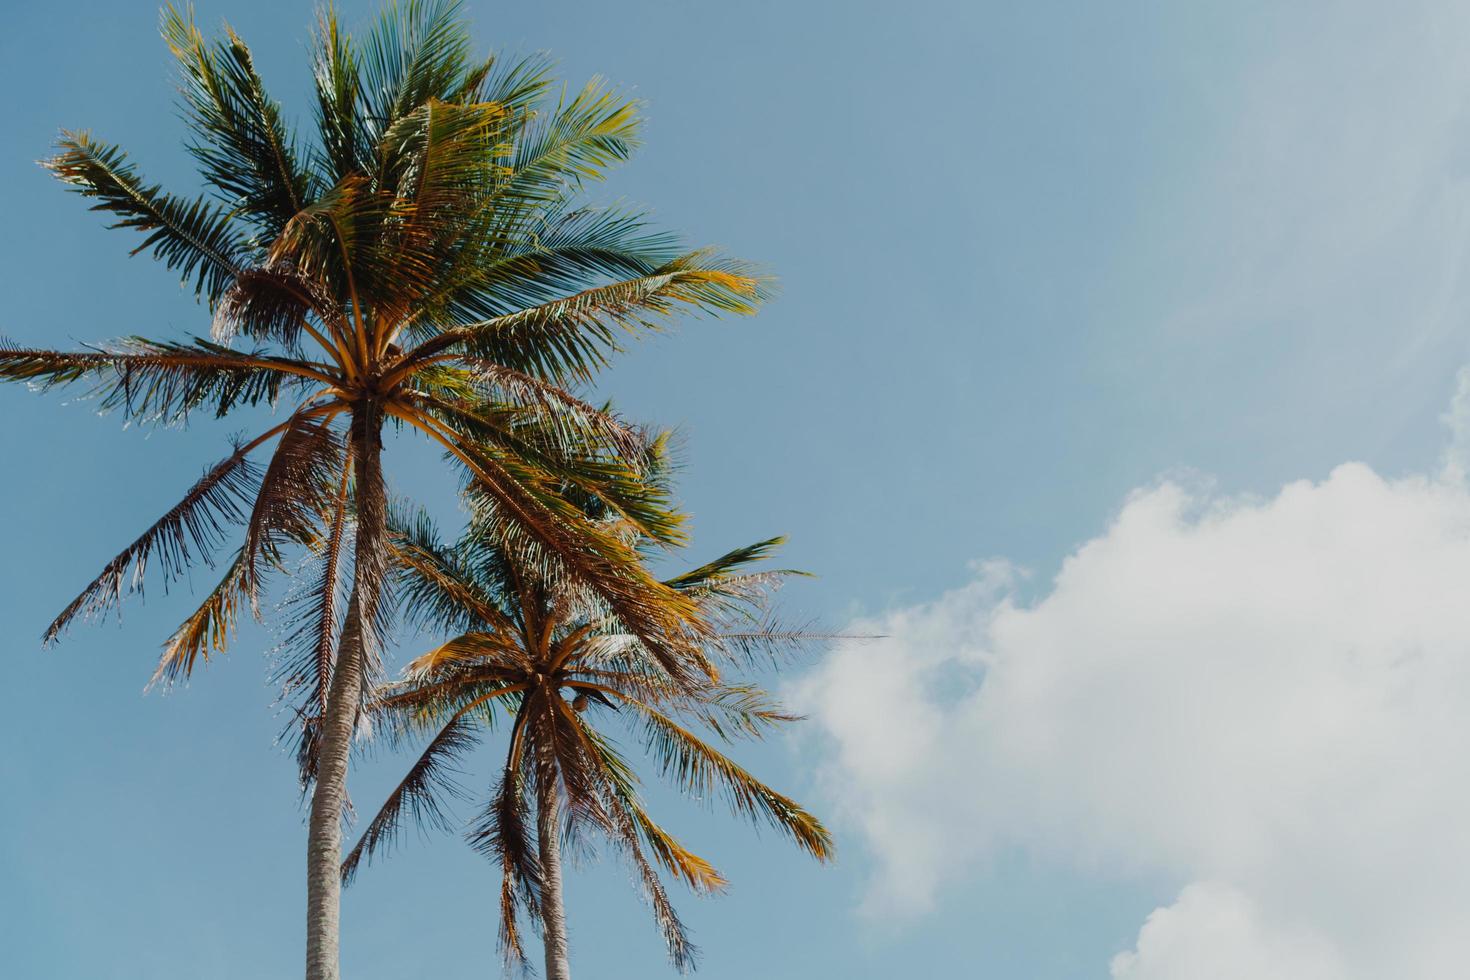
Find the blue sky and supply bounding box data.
[5,2,1470,978]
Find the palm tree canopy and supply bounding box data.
[2,0,767,692]
[342,497,833,969]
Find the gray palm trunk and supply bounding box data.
[306,411,386,980]
[538,771,573,980]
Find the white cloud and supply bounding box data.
[1109,883,1346,980]
[794,454,1470,976]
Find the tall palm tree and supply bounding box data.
[341,490,833,977]
[0,4,764,978]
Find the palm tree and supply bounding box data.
[1,4,763,978]
[341,487,832,977]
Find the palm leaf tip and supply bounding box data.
[43,131,245,301]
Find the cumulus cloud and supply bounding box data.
[794,434,1470,976]
[1108,883,1346,980]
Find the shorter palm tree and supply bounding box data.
[341,485,832,977]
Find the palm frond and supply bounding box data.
[44,131,245,302]
[468,708,542,966]
[580,722,727,894]
[241,414,346,595]
[273,463,352,715]
[310,4,363,182]
[152,545,249,685]
[43,432,273,644]
[161,5,310,238]
[497,76,641,203]
[405,257,768,386]
[431,360,647,463]
[341,714,476,883]
[664,537,798,591]
[706,617,844,668]
[358,0,472,150]
[557,707,698,969]
[212,265,338,349]
[389,505,517,636]
[454,49,555,113]
[0,339,323,423]
[453,205,681,317]
[624,695,833,861]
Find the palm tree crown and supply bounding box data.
[343,478,832,973]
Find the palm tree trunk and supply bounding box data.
[537,772,572,980]
[305,407,387,980]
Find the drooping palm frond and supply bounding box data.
[43,431,272,644]
[153,546,250,685]
[240,414,346,594]
[551,703,698,970]
[414,392,684,546]
[467,709,542,967]
[677,683,802,743]
[211,264,338,349]
[341,713,476,883]
[580,721,727,895]
[438,359,646,463]
[271,459,352,714]
[617,693,833,861]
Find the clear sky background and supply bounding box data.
[6,2,1470,978]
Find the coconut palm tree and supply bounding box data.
[341,489,832,978]
[0,4,763,978]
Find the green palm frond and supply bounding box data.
[456,49,554,115]
[498,76,642,204]
[664,537,794,590]
[310,5,364,183]
[44,132,246,302]
[358,0,474,142]
[161,6,310,240]
[389,504,510,635]
[411,259,766,385]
